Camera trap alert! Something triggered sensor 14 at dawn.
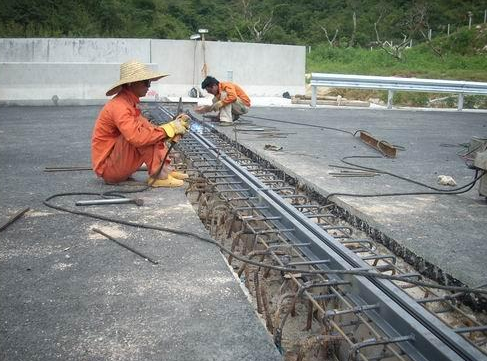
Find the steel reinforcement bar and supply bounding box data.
[178,122,486,361]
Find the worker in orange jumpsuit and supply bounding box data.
[200,76,251,123]
[91,60,190,187]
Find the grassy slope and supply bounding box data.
[307,46,487,82]
[306,26,487,108]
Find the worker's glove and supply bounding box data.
[211,101,225,111]
[160,114,191,138]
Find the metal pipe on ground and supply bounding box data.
[75,198,144,206]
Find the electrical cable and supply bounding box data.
[241,114,355,135]
[340,155,480,192]
[243,115,409,153]
[41,114,487,296]
[326,170,484,203]
[42,192,487,295]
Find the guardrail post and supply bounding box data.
[387,90,394,109]
[457,94,464,111]
[311,85,317,107]
[309,73,487,111]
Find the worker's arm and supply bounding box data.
[111,105,167,147]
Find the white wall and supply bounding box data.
[0,38,151,62]
[0,38,305,105]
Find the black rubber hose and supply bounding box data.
[326,170,484,203]
[340,155,480,192]
[42,192,487,295]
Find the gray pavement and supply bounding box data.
[0,106,282,361]
[208,107,487,290]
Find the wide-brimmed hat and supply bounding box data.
[106,60,169,96]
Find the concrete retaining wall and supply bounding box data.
[0,38,305,105]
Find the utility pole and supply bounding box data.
[468,11,473,29]
[198,29,209,78]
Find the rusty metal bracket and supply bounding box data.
[359,131,397,158]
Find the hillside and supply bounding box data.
[1,0,485,48]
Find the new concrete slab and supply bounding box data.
[206,107,487,290]
[0,106,282,361]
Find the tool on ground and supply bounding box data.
[92,228,158,265]
[0,207,30,232]
[44,166,92,172]
[358,131,397,158]
[75,198,144,206]
[44,165,148,172]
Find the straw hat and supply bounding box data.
[106,60,169,96]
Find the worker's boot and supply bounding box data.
[170,170,189,180]
[148,175,184,187]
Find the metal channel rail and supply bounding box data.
[176,118,486,361]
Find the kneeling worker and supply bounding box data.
[200,76,251,123]
[92,60,189,187]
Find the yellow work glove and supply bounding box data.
[160,114,191,138]
[211,100,225,111]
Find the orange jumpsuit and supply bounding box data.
[91,89,170,183]
[217,82,251,107]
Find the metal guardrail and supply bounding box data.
[310,73,487,110]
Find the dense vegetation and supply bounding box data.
[308,26,487,81]
[1,0,485,46]
[1,0,486,107]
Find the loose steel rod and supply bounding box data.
[234,206,269,211]
[76,198,144,206]
[325,304,380,318]
[0,207,30,232]
[361,254,397,264]
[92,228,158,265]
[240,215,282,221]
[286,259,331,266]
[454,325,487,334]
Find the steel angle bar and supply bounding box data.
[183,130,486,361]
[359,131,397,158]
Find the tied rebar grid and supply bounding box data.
[175,122,487,361]
[140,98,486,360]
[208,121,487,341]
[182,133,418,360]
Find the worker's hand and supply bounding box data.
[211,100,225,111]
[194,105,212,114]
[160,114,191,138]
